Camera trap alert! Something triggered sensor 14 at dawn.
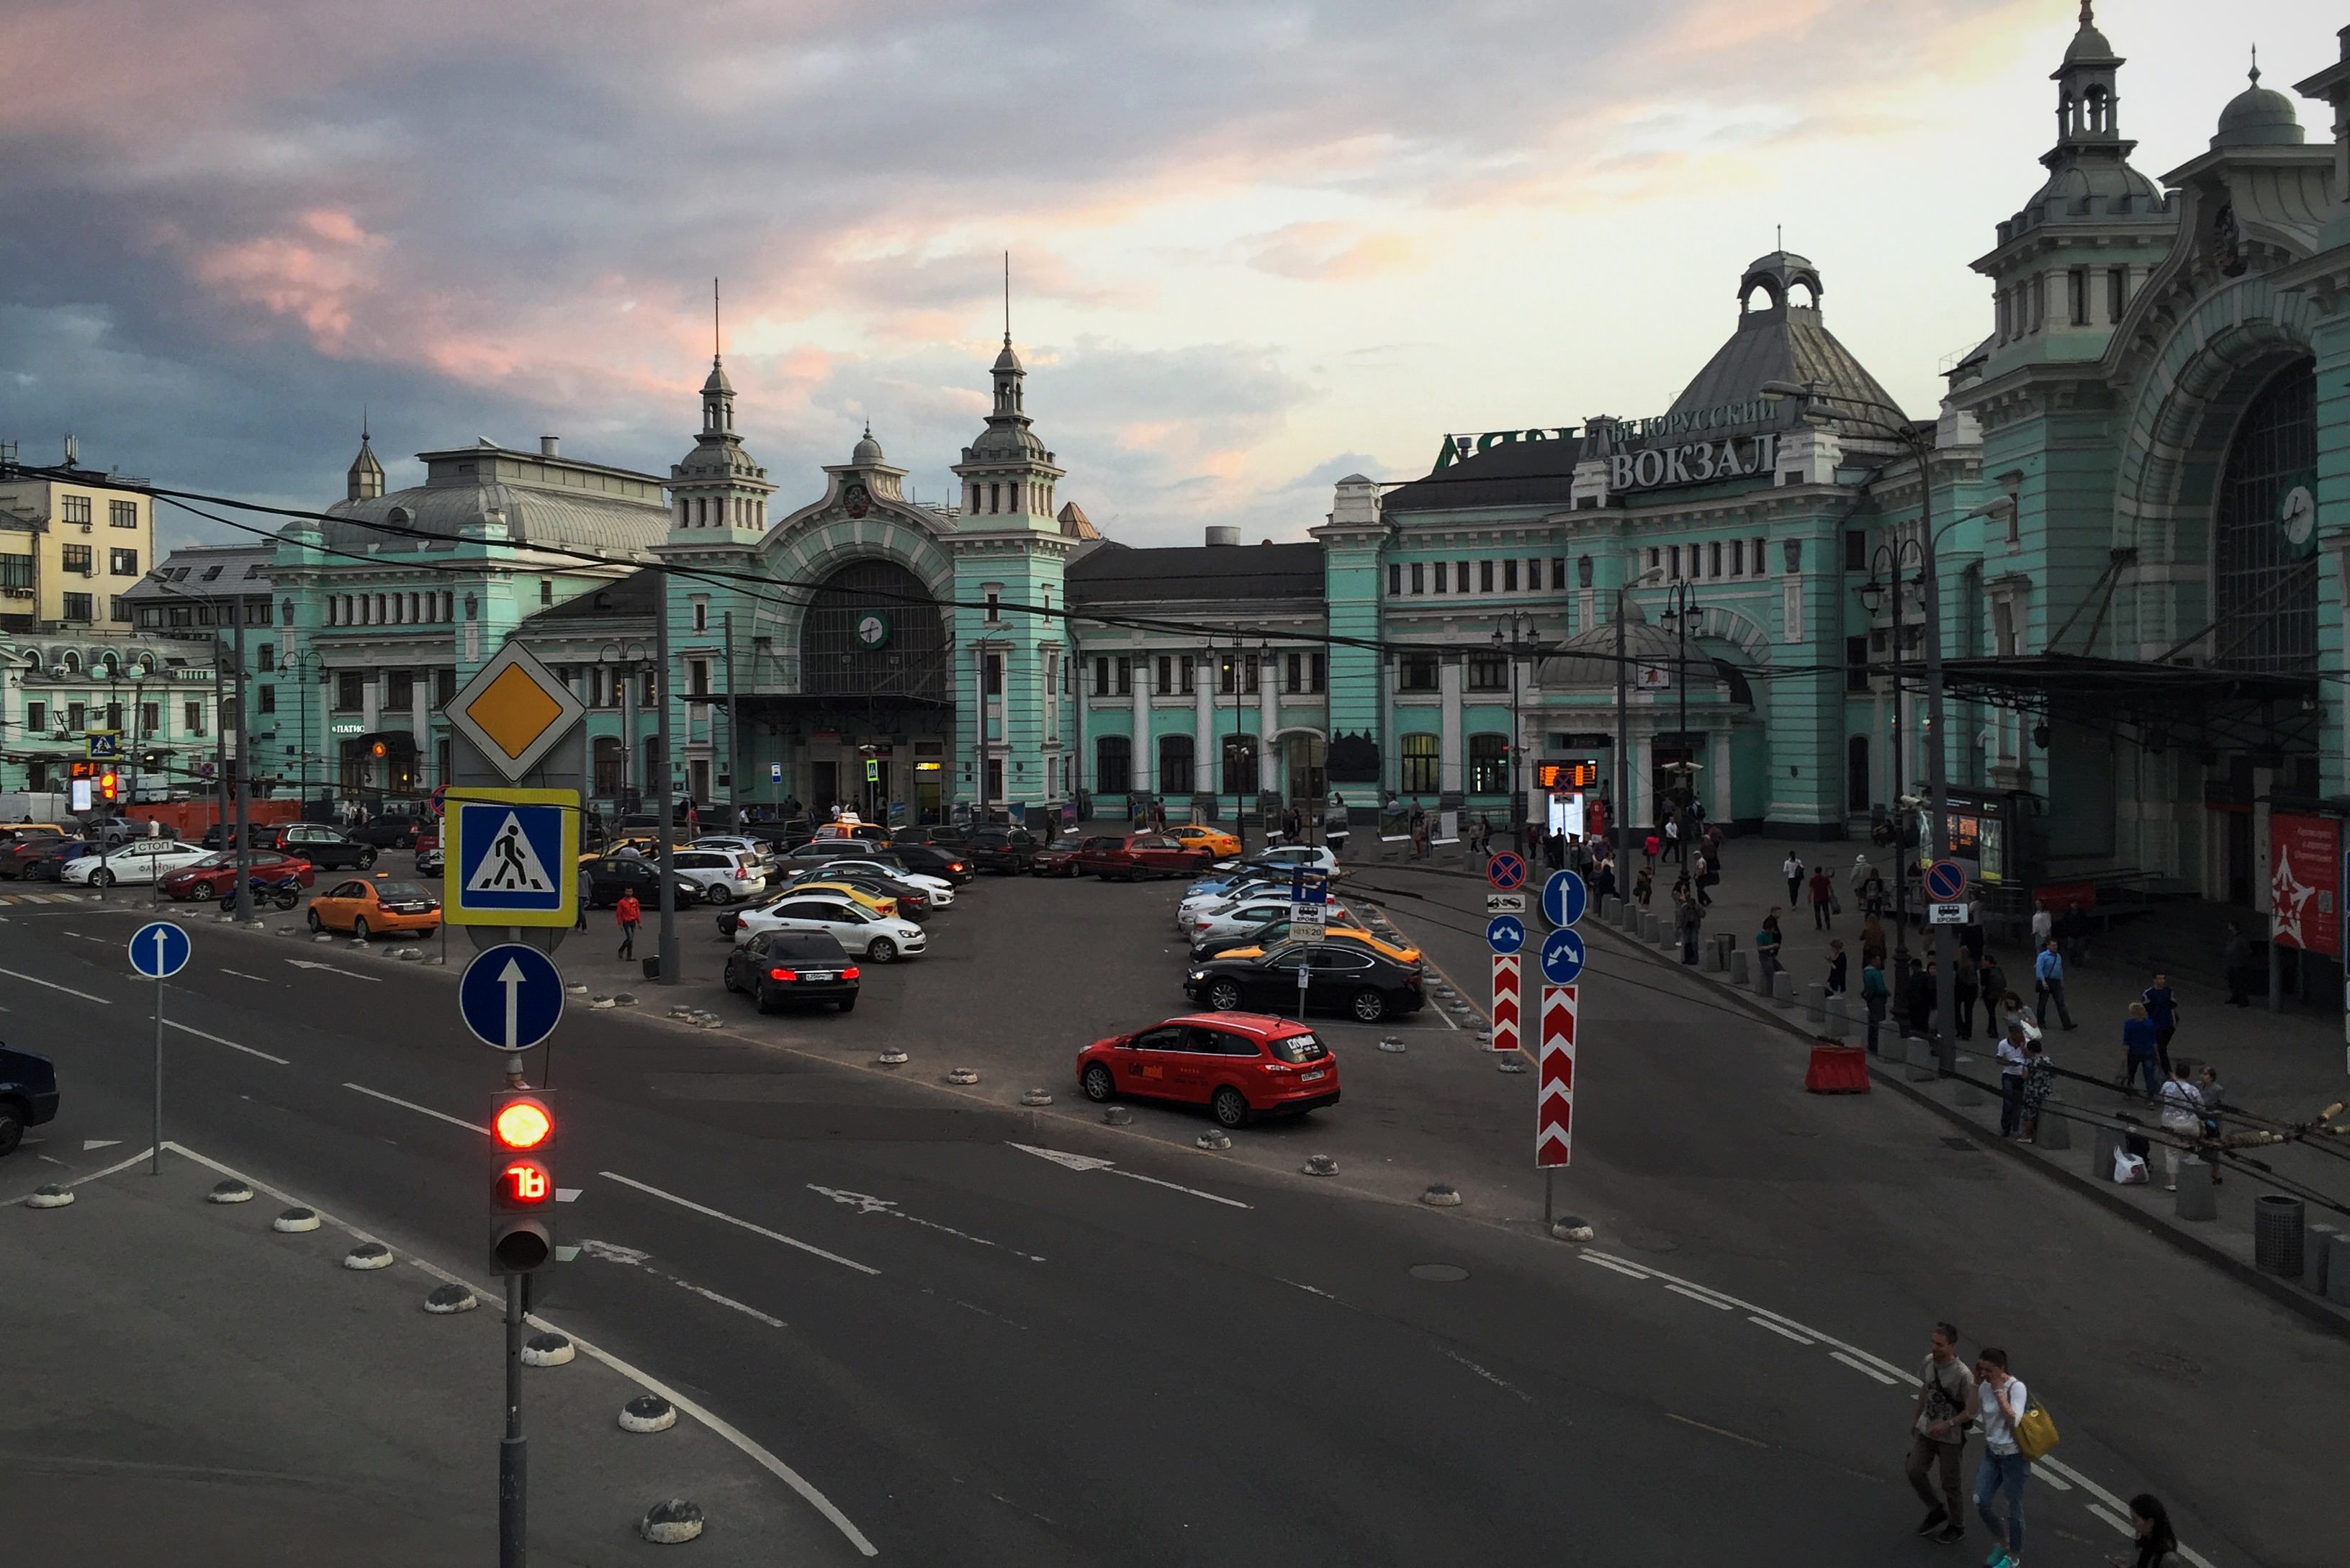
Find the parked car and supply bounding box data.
[307,876,441,939]
[964,829,1038,875]
[0,826,68,877]
[21,841,102,882]
[669,848,768,904]
[882,842,972,884]
[891,824,967,847]
[60,839,215,888]
[1075,832,1215,881]
[1199,923,1422,968]
[1182,893,1320,949]
[81,816,156,847]
[415,842,444,875]
[811,857,955,904]
[690,834,778,867]
[351,814,428,849]
[1166,824,1243,859]
[723,930,861,1013]
[578,855,702,909]
[0,1041,60,1155]
[1076,1012,1338,1127]
[1177,877,1292,925]
[777,840,862,868]
[1183,943,1425,1023]
[1208,844,1341,881]
[782,868,929,919]
[731,892,926,963]
[160,850,317,901]
[1031,837,1084,877]
[267,824,378,870]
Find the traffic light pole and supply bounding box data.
[501,1269,528,1568]
[231,608,251,923]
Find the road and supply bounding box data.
[3,865,2342,1566]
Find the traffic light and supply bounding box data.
[490,1091,556,1273]
[99,770,118,803]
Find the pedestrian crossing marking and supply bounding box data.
[464,811,557,894]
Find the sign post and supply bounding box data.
[1536,922,1585,1225]
[128,920,190,1176]
[1491,953,1521,1054]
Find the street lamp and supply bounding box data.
[282,649,327,810]
[1490,613,1550,855]
[598,639,651,816]
[1857,543,1926,976]
[1654,578,1704,836]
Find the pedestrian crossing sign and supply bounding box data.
[445,787,580,927]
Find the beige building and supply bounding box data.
[0,444,159,635]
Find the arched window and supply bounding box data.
[1095,735,1132,795]
[2213,360,2318,672]
[1158,734,1194,793]
[798,558,950,702]
[1398,732,1439,794]
[1467,733,1511,795]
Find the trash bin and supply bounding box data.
[641,955,662,981]
[2253,1194,2305,1277]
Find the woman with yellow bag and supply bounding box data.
[1971,1347,2056,1568]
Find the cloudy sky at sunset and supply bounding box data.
[0,0,2336,550]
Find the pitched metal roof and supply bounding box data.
[1668,253,1904,438]
[1382,434,1588,515]
[1066,540,1325,606]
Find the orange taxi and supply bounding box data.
[1210,926,1422,968]
[307,875,443,940]
[1169,824,1242,859]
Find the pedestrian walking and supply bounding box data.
[1862,954,1890,1054]
[1677,888,1703,965]
[1903,955,1938,1040]
[2156,1060,2205,1191]
[1783,850,1805,906]
[2222,921,2254,1006]
[1860,912,1887,970]
[1995,989,2036,1043]
[1808,863,1835,930]
[1643,832,1660,870]
[1593,855,1619,901]
[1664,815,1681,865]
[1755,907,1784,986]
[1996,1020,2030,1137]
[2058,903,2088,970]
[2140,972,2179,1077]
[2020,1038,2056,1143]
[1952,946,1979,1040]
[2196,1062,2225,1143]
[1905,1321,1977,1544]
[2107,1494,2180,1568]
[1690,848,1714,906]
[2121,1001,2161,1098]
[1848,851,1872,901]
[575,866,591,931]
[1825,938,1847,999]
[1633,865,1653,907]
[1979,951,2007,1022]
[2033,939,2076,1030]
[2029,898,2053,953]
[615,889,642,960]
[1971,1351,2032,1566]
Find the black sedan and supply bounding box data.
[351,815,428,849]
[579,855,701,909]
[0,1040,60,1155]
[22,841,102,883]
[1182,942,1425,1024]
[724,930,860,1013]
[876,842,972,884]
[963,829,1037,875]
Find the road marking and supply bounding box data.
[220,969,274,983]
[1664,1283,1734,1311]
[2040,1456,2120,1508]
[150,1145,876,1560]
[82,1139,122,1151]
[809,1185,1046,1263]
[286,958,380,982]
[2033,1465,2074,1492]
[1746,1315,1814,1345]
[577,1238,652,1264]
[673,1280,787,1328]
[64,931,111,944]
[1667,1412,1770,1449]
[1578,1254,1650,1281]
[2088,1503,2134,1536]
[166,1020,289,1065]
[1436,1345,1535,1404]
[1274,1277,1339,1301]
[600,1171,880,1276]
[7,1145,156,1203]
[1004,1141,1252,1209]
[0,965,112,1004]
[1829,1351,1899,1385]
[343,1082,489,1135]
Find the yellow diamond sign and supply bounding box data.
[444,643,588,782]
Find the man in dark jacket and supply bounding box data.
[1903,957,1939,1039]
[2223,922,2254,1006]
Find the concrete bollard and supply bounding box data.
[1730,950,1750,986]
[1712,932,1734,968]
[1658,918,1680,953]
[1804,982,1824,1023]
[1955,1073,1985,1108]
[1824,995,1849,1039]
[1701,940,1722,973]
[2035,1100,2071,1150]
[1906,1050,1939,1082]
[2308,1223,2340,1296]
[1755,962,1776,999]
[2324,1233,2350,1306]
[1772,970,1794,1006]
[2174,1157,2218,1222]
[1638,911,1657,944]
[2091,1123,2122,1181]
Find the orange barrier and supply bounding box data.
[1804,1045,1871,1094]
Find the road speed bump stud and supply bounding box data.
[343,1242,394,1270]
[619,1394,677,1434]
[24,1184,73,1209]
[207,1180,254,1204]
[397,947,421,962]
[1197,1130,1232,1151]
[613,992,639,1006]
[521,1332,575,1367]
[1496,1058,1527,1074]
[423,1283,479,1315]
[273,1207,321,1233]
[1102,1106,1134,1126]
[312,933,334,944]
[1421,1184,1462,1207]
[876,1050,909,1067]
[1302,1154,1339,1177]
[946,1068,981,1085]
[1377,1037,1407,1053]
[638,1498,703,1544]
[590,995,616,1009]
[1019,1089,1053,1107]
[565,983,589,995]
[1550,1217,1597,1243]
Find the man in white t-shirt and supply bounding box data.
[1904,1322,1977,1544]
[1783,850,1805,905]
[1973,1348,2031,1567]
[2156,1062,2206,1190]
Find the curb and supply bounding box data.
[1584,907,2350,1342]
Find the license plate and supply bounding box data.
[803,971,835,981]
[1301,1069,1326,1082]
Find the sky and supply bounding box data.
[0,0,2338,554]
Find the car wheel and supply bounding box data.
[0,1105,22,1157]
[722,964,742,993]
[754,985,775,1014]
[92,869,114,888]
[1211,1086,1251,1129]
[836,995,856,1013]
[1351,988,1387,1023]
[706,884,734,905]
[868,936,898,963]
[352,916,370,942]
[1081,1063,1116,1102]
[357,849,377,869]
[1207,979,1243,1011]
[305,908,322,932]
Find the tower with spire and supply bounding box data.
[346,415,384,503]
[952,258,1065,531]
[666,279,776,545]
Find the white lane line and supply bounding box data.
[601,1171,880,1276]
[1436,1345,1535,1405]
[1109,1166,1252,1208]
[0,965,112,1004]
[809,1185,1046,1263]
[1667,1412,1770,1449]
[166,1019,289,1065]
[1275,1276,1339,1301]
[1587,1252,1911,1380]
[63,931,110,944]
[1005,1141,1253,1209]
[343,1082,489,1135]
[7,1145,157,1202]
[156,1144,875,1559]
[1665,1283,1734,1311]
[220,969,274,983]
[2088,1502,2134,1536]
[674,1280,787,1329]
[1829,1351,1900,1386]
[285,958,380,982]
[1747,1315,1814,1344]
[2033,1465,2073,1493]
[1578,1254,1651,1280]
[2179,1545,2218,1568]
[2040,1456,2121,1509]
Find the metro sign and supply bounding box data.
[1537,983,1577,1169]
[1491,953,1521,1055]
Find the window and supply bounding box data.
[1844,529,1866,571]
[985,653,1004,698]
[1387,562,1403,595]
[61,592,93,621]
[1156,654,1171,694]
[1730,540,1745,576]
[1468,733,1511,794]
[693,600,708,632]
[109,595,131,623]
[1456,559,1470,592]
[688,659,709,698]
[1285,652,1304,694]
[1667,545,1680,580]
[1752,537,1768,574]
[109,548,138,576]
[985,590,1001,623]
[385,671,414,711]
[540,580,554,607]
[25,700,45,732]
[437,670,457,706]
[185,700,205,736]
[1410,562,1425,594]
[1479,559,1495,592]
[2068,267,2088,326]
[1398,733,1440,793]
[1309,652,1325,693]
[1219,734,1259,796]
[1467,653,1509,692]
[336,672,364,711]
[258,684,277,715]
[60,544,91,574]
[1159,734,1194,791]
[1847,735,1870,814]
[1845,636,1870,693]
[1709,541,1723,577]
[1180,657,1196,695]
[61,495,91,524]
[1503,559,1519,592]
[258,644,275,671]
[1645,547,1660,572]
[139,703,158,737]
[2107,266,2128,323]
[1116,656,1133,695]
[1093,656,1109,696]
[1993,600,2018,657]
[0,553,28,588]
[1095,736,1132,794]
[1399,654,1439,692]
[104,700,122,731]
[1243,657,1260,695]
[66,702,86,731]
[109,500,137,528]
[1433,562,1448,594]
[1551,558,1566,590]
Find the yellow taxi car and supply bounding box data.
[1169,824,1242,859]
[307,875,442,940]
[783,880,898,919]
[1212,926,1423,968]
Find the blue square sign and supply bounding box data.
[448,790,579,926]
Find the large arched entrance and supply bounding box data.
[793,559,953,821]
[2211,359,2317,675]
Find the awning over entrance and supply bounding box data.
[1912,654,2319,755]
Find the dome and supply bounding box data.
[2060,3,2118,66]
[993,338,1022,372]
[1537,602,1696,689]
[851,425,883,465]
[2212,63,2302,149]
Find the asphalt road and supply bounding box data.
[3,866,2342,1566]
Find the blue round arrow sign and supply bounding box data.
[1542,869,1588,929]
[459,942,565,1053]
[128,920,191,979]
[1539,927,1587,986]
[1486,914,1526,955]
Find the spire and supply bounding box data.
[346,414,385,503]
[1003,250,1011,349]
[2249,42,2259,89]
[701,277,735,435]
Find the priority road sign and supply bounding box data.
[1536,983,1577,1168]
[1486,851,1528,891]
[1924,858,1967,903]
[1539,927,1586,986]
[1541,868,1588,928]
[459,943,565,1053]
[446,788,580,927]
[444,642,588,783]
[127,920,191,979]
[1486,914,1526,955]
[1491,953,1521,1053]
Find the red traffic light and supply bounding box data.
[492,1097,553,1151]
[99,771,119,802]
[495,1157,554,1209]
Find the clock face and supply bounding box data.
[855,612,891,649]
[2280,484,2316,549]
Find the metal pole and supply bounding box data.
[1544,1167,1553,1228]
[1614,588,1629,871]
[500,1269,527,1568]
[1887,549,1908,976]
[722,611,742,829]
[1510,623,1525,857]
[231,608,251,922]
[151,973,163,1175]
[654,569,677,985]
[212,637,229,865]
[1917,434,1956,1076]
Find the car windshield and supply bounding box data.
[1266,1032,1328,1064]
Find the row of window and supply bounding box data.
[966,479,1053,517]
[675,495,763,529]
[53,593,135,623]
[52,546,141,577]
[329,669,464,713]
[25,698,210,738]
[1389,557,1572,597]
[325,590,456,627]
[55,497,140,528]
[1644,536,1786,582]
[1090,731,1513,796]
[1089,651,1328,698]
[1998,265,2130,343]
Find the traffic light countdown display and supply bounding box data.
[490,1092,556,1272]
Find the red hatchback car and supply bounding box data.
[1077,1012,1340,1128]
[1073,832,1214,882]
[159,849,317,901]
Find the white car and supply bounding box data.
[1208,845,1342,880]
[1187,895,1315,947]
[690,834,778,866]
[734,892,926,963]
[63,839,213,888]
[814,857,957,906]
[1178,878,1289,925]
[670,849,769,904]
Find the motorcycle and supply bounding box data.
[220,873,302,914]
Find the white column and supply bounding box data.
[1193,658,1215,795]
[1439,657,1463,794]
[1710,727,1732,821]
[410,668,428,748]
[1259,657,1277,796]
